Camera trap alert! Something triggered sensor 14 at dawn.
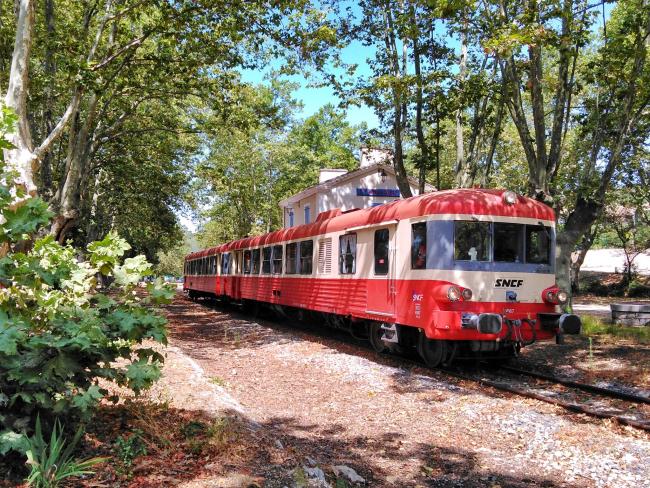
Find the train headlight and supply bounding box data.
[503,190,518,205]
[556,290,568,304]
[461,288,473,301]
[447,285,462,302]
[544,289,558,304]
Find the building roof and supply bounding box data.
[278,162,434,207]
[186,189,555,259]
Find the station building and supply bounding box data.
[279,147,434,228]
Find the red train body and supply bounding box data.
[183,189,581,366]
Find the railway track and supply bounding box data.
[197,297,650,433]
[442,365,650,432]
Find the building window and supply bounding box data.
[411,222,427,269]
[252,249,261,273]
[286,242,298,274]
[289,209,294,227]
[272,245,283,274]
[262,247,272,274]
[299,240,313,274]
[374,229,389,275]
[339,234,357,274]
[243,250,252,274]
[304,205,311,224]
[454,221,490,262]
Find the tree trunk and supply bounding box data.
[570,223,598,293]
[410,5,429,194]
[454,26,467,188]
[50,93,99,242]
[556,197,602,306]
[4,0,36,195]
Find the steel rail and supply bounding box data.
[499,365,650,405]
[442,369,650,432]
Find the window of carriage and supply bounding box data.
[494,223,524,263]
[243,250,252,274]
[251,249,261,273]
[339,233,357,274]
[454,221,490,262]
[262,247,272,274]
[525,225,551,264]
[374,229,390,275]
[286,243,298,274]
[411,222,427,269]
[221,253,231,275]
[317,238,332,274]
[272,245,283,274]
[299,240,313,274]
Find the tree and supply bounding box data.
[483,0,649,296]
[2,0,347,247]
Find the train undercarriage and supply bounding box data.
[187,291,580,368]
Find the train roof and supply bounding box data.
[185,189,555,259]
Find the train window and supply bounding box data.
[374,229,389,275]
[411,222,427,269]
[494,223,524,262]
[262,247,272,274]
[339,234,357,274]
[243,250,252,274]
[221,253,231,275]
[252,249,261,273]
[454,221,490,261]
[525,225,551,264]
[272,245,283,274]
[317,238,332,274]
[286,243,298,274]
[299,240,313,274]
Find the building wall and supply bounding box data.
[283,170,420,228]
[285,193,318,227]
[317,171,419,214]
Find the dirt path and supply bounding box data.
[164,294,650,488]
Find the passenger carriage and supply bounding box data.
[184,189,581,366]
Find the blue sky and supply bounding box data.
[240,38,381,129]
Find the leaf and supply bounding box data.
[126,359,162,393]
[0,430,29,455]
[72,385,104,412]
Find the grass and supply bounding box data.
[581,315,650,344]
[209,376,227,387]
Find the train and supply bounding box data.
[183,188,581,367]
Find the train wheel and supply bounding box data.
[368,322,389,353]
[417,334,447,368]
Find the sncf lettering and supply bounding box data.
[494,279,524,288]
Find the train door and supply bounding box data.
[366,225,397,318]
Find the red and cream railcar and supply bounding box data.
[184,189,581,366]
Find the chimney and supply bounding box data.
[319,169,348,183]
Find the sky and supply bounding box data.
[239,38,381,129]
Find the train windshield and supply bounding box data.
[452,221,551,265]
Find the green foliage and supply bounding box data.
[581,315,650,344]
[0,113,173,462]
[196,91,367,246]
[25,416,107,488]
[114,429,147,475]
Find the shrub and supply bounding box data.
[0,111,174,459]
[25,416,107,488]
